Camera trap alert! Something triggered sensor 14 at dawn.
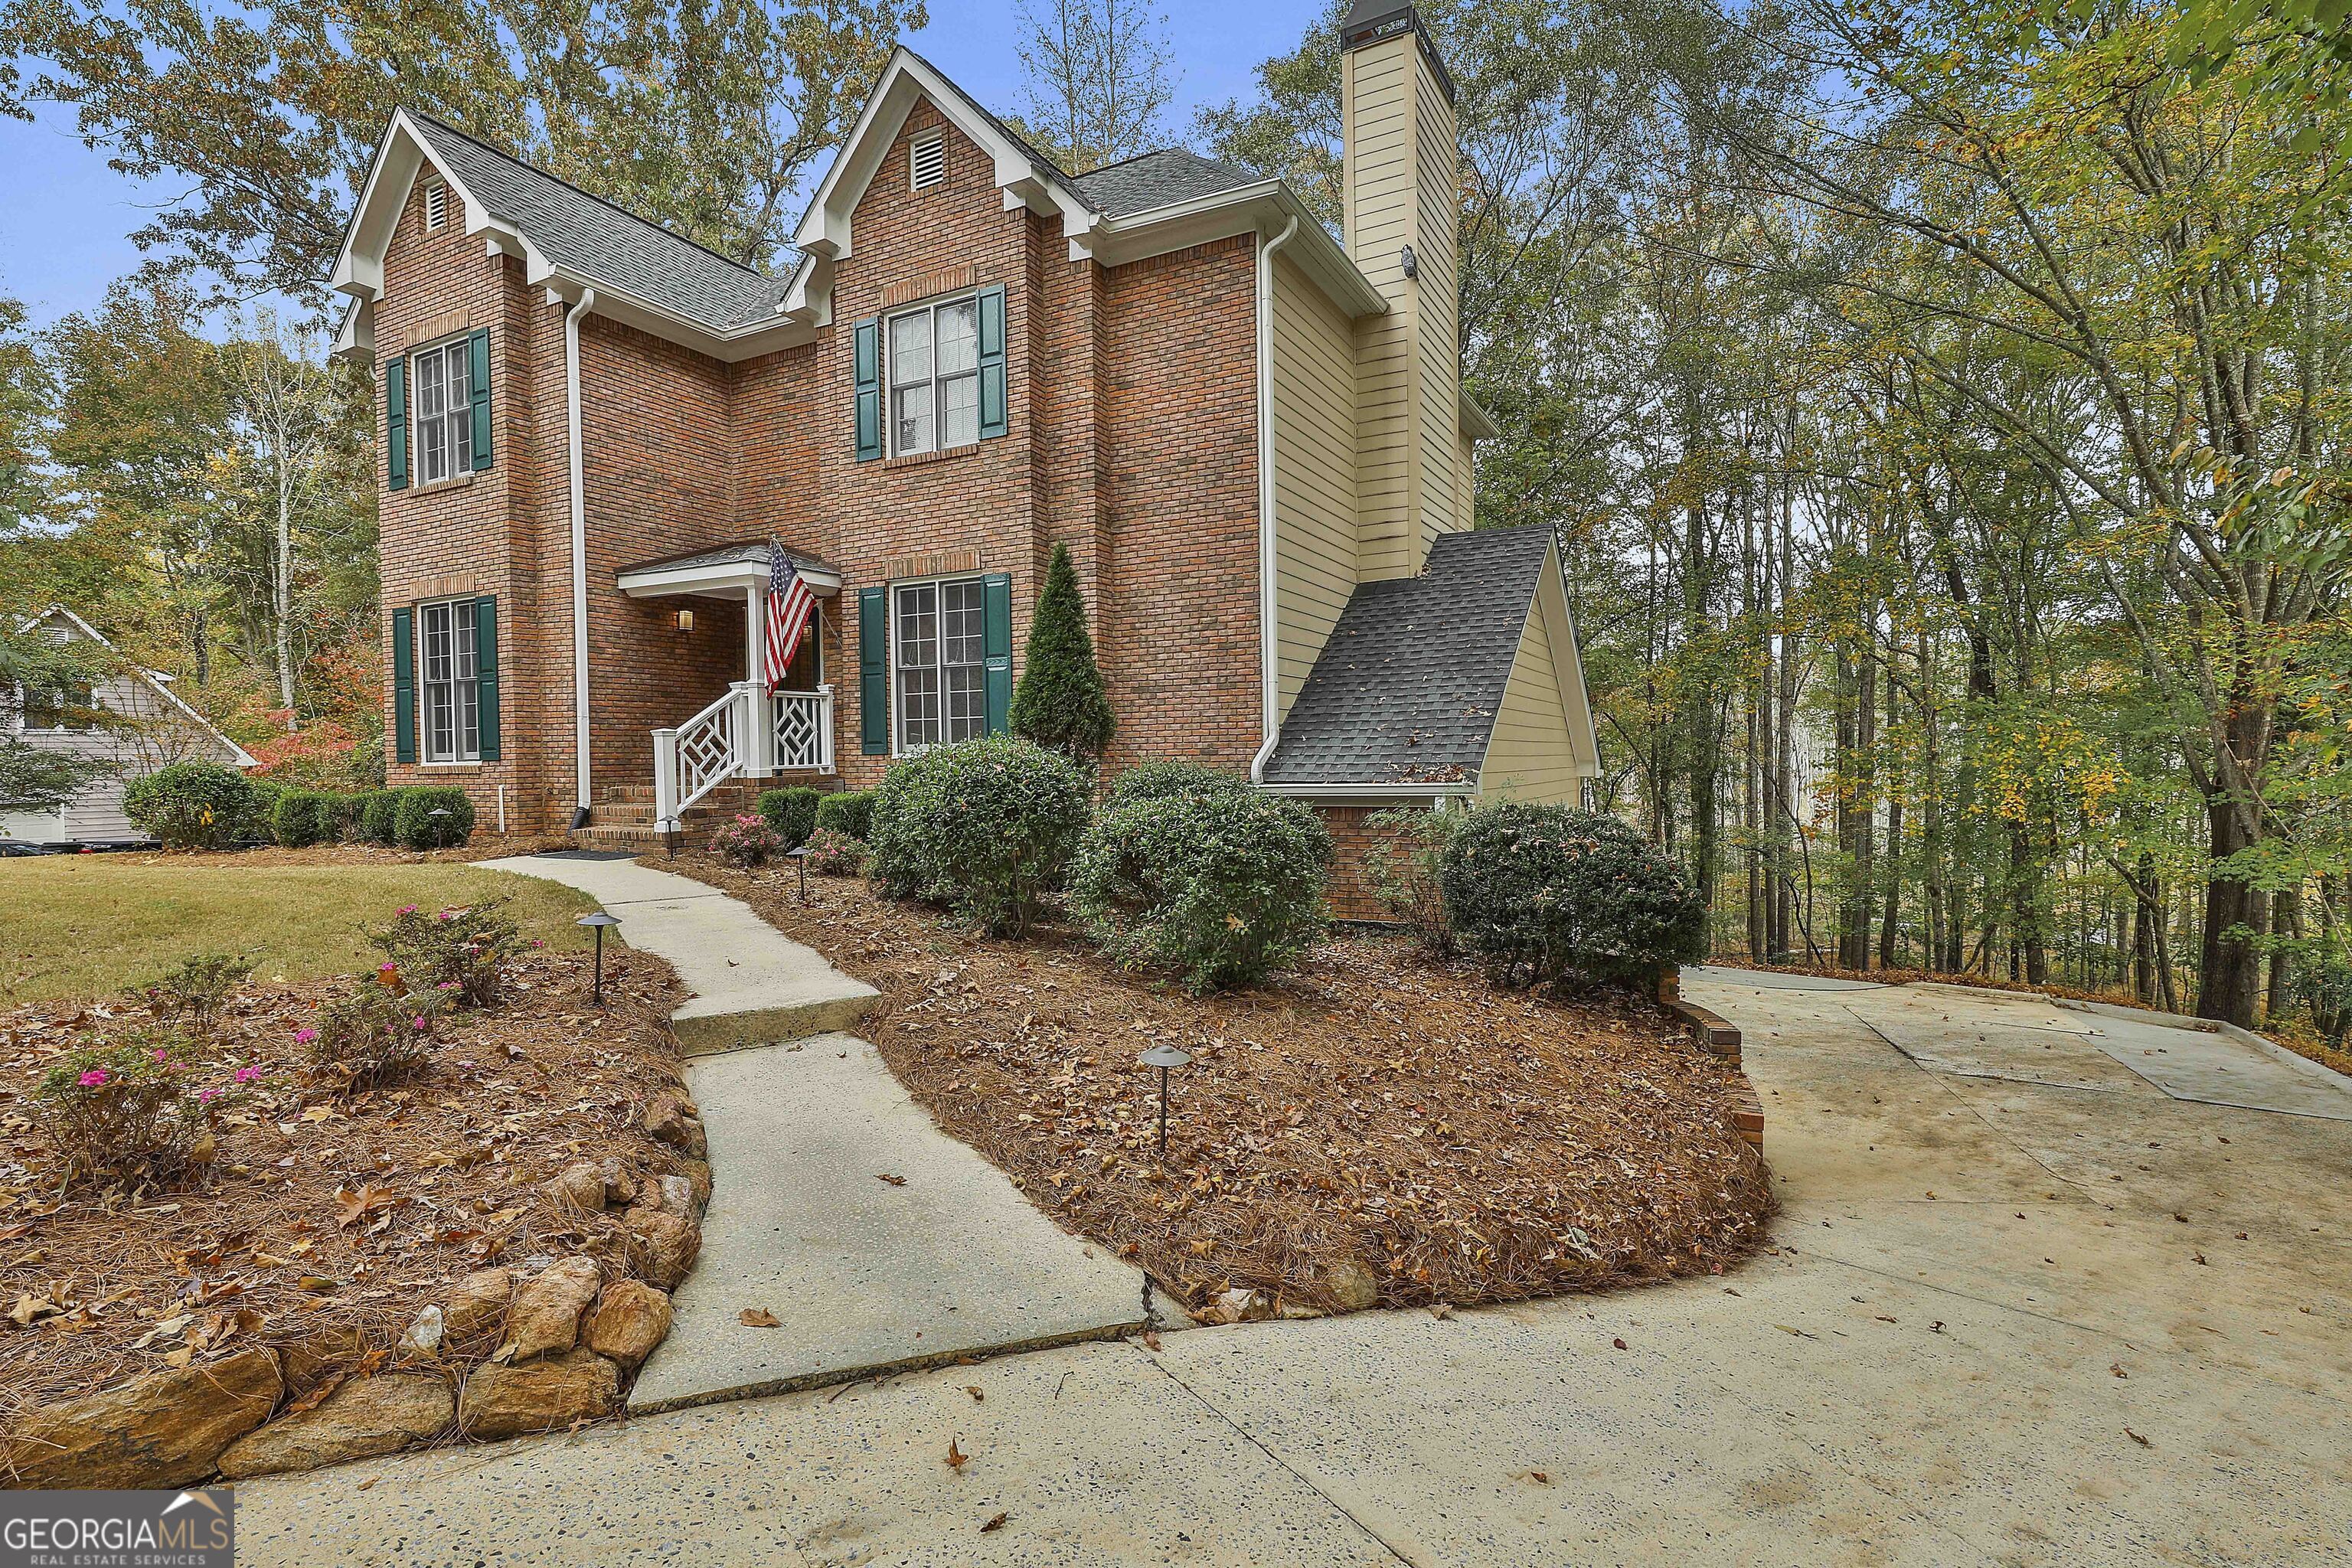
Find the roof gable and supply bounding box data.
[13,607,258,767]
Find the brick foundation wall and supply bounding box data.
[1316,804,1410,923]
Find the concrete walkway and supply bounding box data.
[235,971,2352,1566]
[483,853,1144,1415]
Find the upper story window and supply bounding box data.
[887,296,978,457]
[909,134,946,191]
[423,178,449,232]
[18,681,95,732]
[411,337,473,484]
[893,577,985,750]
[417,598,480,763]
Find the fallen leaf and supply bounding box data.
[965,1385,984,1402]
[1612,1337,1628,1350]
[946,1439,969,1472]
[2125,1428,2151,1448]
[740,1308,780,1328]
[980,1511,1008,1533]
[875,1173,907,1187]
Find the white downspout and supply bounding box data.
[565,289,599,823]
[1249,214,1300,785]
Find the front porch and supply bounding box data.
[577,541,844,848]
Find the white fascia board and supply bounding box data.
[1086,184,1390,318]
[534,262,815,362]
[328,299,372,364]
[618,562,843,599]
[1544,541,1603,778]
[330,109,489,302]
[1461,390,1501,442]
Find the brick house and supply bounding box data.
[328,1,1599,908]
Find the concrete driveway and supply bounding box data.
[233,972,2352,1566]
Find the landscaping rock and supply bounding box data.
[276,1325,371,1395]
[441,1268,514,1344]
[1201,1287,1274,1325]
[644,1091,707,1157]
[216,1373,453,1479]
[5,1346,280,1488]
[502,1256,603,1360]
[545,1161,609,1212]
[599,1158,639,1207]
[1325,1260,1381,1313]
[583,1281,672,1369]
[651,1173,700,1220]
[623,1207,701,1290]
[681,1158,712,1208]
[399,1305,446,1357]
[458,1350,619,1441]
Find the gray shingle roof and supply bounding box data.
[616,539,840,579]
[1072,149,1261,215]
[410,113,794,333]
[1261,526,1556,787]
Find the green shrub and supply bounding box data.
[814,789,874,842]
[142,951,253,1036]
[309,980,452,1093]
[122,760,258,850]
[756,786,824,848]
[393,786,475,849]
[1364,807,1464,956]
[1070,785,1329,991]
[271,788,335,847]
[1102,760,1253,812]
[802,827,867,876]
[1008,541,1113,761]
[358,788,404,845]
[867,735,1091,935]
[34,1028,213,1186]
[370,897,520,1008]
[710,812,786,867]
[2295,949,2352,1048]
[240,777,286,844]
[1438,804,1705,988]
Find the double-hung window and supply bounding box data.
[893,578,985,750]
[418,599,481,763]
[411,338,473,485]
[887,296,980,456]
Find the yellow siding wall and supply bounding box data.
[1478,560,1586,804]
[1410,56,1460,565]
[1344,31,1418,582]
[1452,424,1476,532]
[1271,253,1359,717]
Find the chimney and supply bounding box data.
[1341,0,1460,581]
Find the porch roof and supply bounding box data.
[616,541,843,599]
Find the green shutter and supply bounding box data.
[390,606,416,764]
[859,585,889,753]
[473,596,500,760]
[977,286,1007,439]
[467,328,492,471]
[853,317,881,462]
[982,572,1012,734]
[385,358,408,492]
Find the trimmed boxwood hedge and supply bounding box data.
[1437,803,1704,988]
[756,786,824,849]
[358,789,403,845]
[867,738,1088,936]
[393,786,475,850]
[270,789,338,847]
[813,789,873,843]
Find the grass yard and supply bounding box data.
[1,858,601,1008]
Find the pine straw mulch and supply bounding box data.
[674,853,1774,1315]
[118,835,575,869]
[0,947,691,1431]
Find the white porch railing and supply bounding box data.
[652,684,836,831]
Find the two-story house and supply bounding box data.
[328,0,1599,914]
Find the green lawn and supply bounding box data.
[0,858,603,1008]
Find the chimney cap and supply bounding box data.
[1341,1,1456,103]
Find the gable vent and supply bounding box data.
[909,136,946,192]
[423,179,449,231]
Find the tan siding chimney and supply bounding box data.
[1341,0,1460,581]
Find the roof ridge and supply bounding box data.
[406,109,780,283]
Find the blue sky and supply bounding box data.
[0,1,1317,329]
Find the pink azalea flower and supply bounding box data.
[294,1027,318,1044]
[152,1047,171,1062]
[77,1069,109,1087]
[412,1016,427,1030]
[235,1066,264,1083]
[197,1087,219,1103]
[397,904,419,915]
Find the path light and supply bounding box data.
[1137,1044,1193,1168]
[577,911,622,1005]
[786,843,811,902]
[426,805,452,849]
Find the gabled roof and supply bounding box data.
[1260,528,1558,789]
[12,606,259,768]
[1070,149,1261,216]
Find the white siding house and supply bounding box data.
[2,608,256,845]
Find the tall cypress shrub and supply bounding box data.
[1008,543,1113,762]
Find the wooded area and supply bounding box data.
[2,0,2346,1032]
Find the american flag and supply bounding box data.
[763,539,815,691]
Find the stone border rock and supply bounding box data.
[1659,966,1763,1151]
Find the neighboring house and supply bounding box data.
[2,607,257,846]
[326,0,1599,913]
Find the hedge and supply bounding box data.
[813,789,873,843]
[756,786,824,849]
[867,737,1089,936]
[392,786,475,850]
[1438,803,1705,988]
[122,761,257,851]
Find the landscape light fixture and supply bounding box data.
[786,843,811,902]
[577,910,622,1004]
[426,805,452,849]
[1136,1044,1194,1168]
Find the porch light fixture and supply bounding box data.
[1399,243,1419,280]
[577,910,622,1005]
[1137,1044,1194,1168]
[674,608,694,635]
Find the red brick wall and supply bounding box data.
[1317,805,1412,922]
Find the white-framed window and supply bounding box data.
[424,178,449,231]
[886,296,979,457]
[411,337,472,485]
[909,134,946,191]
[418,599,480,763]
[893,577,985,751]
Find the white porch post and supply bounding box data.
[743,583,774,779]
[652,727,681,832]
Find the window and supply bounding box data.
[19,681,94,731]
[411,338,472,485]
[424,179,449,231]
[893,578,985,750]
[418,599,480,763]
[909,135,946,191]
[887,296,979,456]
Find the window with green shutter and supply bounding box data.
[853,318,881,462]
[390,606,417,763]
[467,328,492,471]
[385,359,408,492]
[472,596,499,760]
[859,586,888,753]
[982,572,1012,733]
[977,286,1007,439]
